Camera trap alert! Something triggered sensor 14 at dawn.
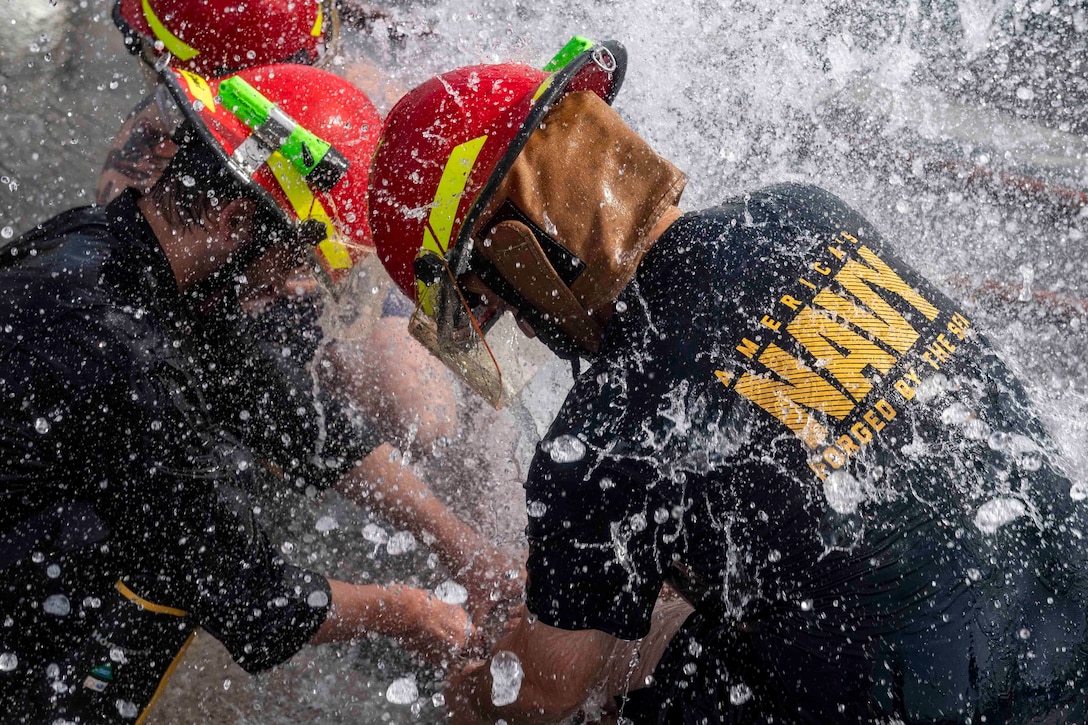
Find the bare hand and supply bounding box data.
[444,658,489,725]
[389,586,474,665]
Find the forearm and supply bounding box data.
[310,579,470,662]
[449,662,585,725]
[310,579,393,646]
[447,620,613,725]
[323,324,458,454]
[447,598,695,724]
[338,444,486,573]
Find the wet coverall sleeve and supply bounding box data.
[524,396,686,641]
[8,307,330,674]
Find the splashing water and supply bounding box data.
[434,580,469,605]
[544,434,587,464]
[385,675,419,705]
[490,651,524,707]
[974,497,1028,534]
[5,1,1088,723]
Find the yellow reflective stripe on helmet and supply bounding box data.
[532,75,555,102]
[423,134,487,257]
[141,0,200,61]
[177,70,216,112]
[266,152,353,271]
[416,134,487,316]
[416,278,438,316]
[311,2,324,37]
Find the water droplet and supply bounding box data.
[314,516,339,533]
[0,653,17,671]
[43,594,70,617]
[628,512,647,533]
[387,531,417,556]
[434,580,468,605]
[963,417,991,441]
[545,434,586,464]
[31,551,45,564]
[940,402,973,426]
[180,175,196,188]
[385,675,418,705]
[914,374,948,403]
[526,501,548,518]
[653,507,670,524]
[34,418,50,434]
[109,647,127,663]
[682,662,697,675]
[306,590,329,608]
[823,470,865,514]
[614,300,628,313]
[0,227,12,240]
[974,497,1027,535]
[222,678,231,690]
[599,477,615,490]
[46,564,60,579]
[1071,483,1088,502]
[116,699,139,718]
[362,523,388,545]
[490,651,524,706]
[967,567,982,582]
[431,692,445,708]
[799,599,814,612]
[730,683,753,705]
[1017,451,1043,472]
[1019,627,1031,640]
[767,549,782,563]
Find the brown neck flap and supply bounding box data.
[475,90,686,354]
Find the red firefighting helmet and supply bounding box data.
[114,0,335,78]
[367,40,626,312]
[161,62,380,286]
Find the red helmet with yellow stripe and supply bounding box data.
[161,62,379,286]
[368,40,625,312]
[366,40,625,407]
[114,0,334,78]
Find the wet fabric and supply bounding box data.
[524,183,1088,723]
[0,191,330,723]
[196,294,381,495]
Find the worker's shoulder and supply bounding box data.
[704,183,870,234]
[0,209,169,370]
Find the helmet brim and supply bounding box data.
[445,40,627,282]
[156,67,311,298]
[115,0,154,46]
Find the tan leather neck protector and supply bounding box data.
[474,90,686,354]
